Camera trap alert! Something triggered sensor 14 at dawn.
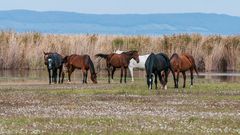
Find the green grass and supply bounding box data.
[1,116,239,134]
[0,78,240,134]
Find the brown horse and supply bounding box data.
[170,53,199,88]
[95,50,139,83]
[62,54,97,84]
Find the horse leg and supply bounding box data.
[154,73,158,89]
[164,70,168,90]
[182,71,186,88]
[48,69,51,84]
[124,67,127,83]
[68,67,74,82]
[107,67,111,84]
[120,67,124,83]
[82,70,86,84]
[85,70,88,84]
[61,71,65,83]
[58,66,63,84]
[53,69,57,84]
[159,72,165,89]
[129,67,134,82]
[170,68,177,88]
[190,68,194,88]
[176,70,180,88]
[111,67,116,80]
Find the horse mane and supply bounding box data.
[122,50,138,56]
[170,53,179,60]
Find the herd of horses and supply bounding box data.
[44,50,198,89]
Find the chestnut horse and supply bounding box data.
[62,54,97,84]
[95,50,139,83]
[170,53,199,88]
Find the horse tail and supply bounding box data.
[87,56,96,74]
[185,54,199,76]
[192,60,199,76]
[95,53,109,59]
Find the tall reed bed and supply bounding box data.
[0,31,239,71]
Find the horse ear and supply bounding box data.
[43,51,47,55]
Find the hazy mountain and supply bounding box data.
[0,10,240,35]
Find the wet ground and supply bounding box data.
[0,69,240,84]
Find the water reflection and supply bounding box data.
[199,72,240,82]
[0,70,239,84]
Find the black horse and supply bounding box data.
[44,52,63,84]
[145,53,177,90]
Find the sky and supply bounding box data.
[0,0,240,16]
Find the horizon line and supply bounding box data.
[0,9,239,17]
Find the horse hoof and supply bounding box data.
[190,85,193,88]
[164,85,167,90]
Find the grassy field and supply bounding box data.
[0,77,240,134]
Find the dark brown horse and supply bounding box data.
[62,54,97,84]
[170,53,199,88]
[95,50,139,83]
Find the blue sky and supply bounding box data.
[0,0,240,16]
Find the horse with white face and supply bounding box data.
[115,50,149,82]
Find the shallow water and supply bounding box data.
[0,70,239,84]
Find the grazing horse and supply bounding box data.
[62,54,97,84]
[44,52,63,84]
[95,50,140,83]
[170,53,199,88]
[115,50,150,82]
[145,53,177,90]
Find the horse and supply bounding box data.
[145,53,177,90]
[62,54,97,84]
[44,52,63,84]
[170,53,199,88]
[95,50,140,83]
[115,50,150,82]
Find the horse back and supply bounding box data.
[109,53,129,68]
[180,54,194,69]
[154,53,169,71]
[66,54,88,69]
[50,53,63,69]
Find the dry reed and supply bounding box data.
[0,31,239,71]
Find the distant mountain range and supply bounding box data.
[0,10,240,35]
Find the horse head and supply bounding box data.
[43,52,54,65]
[146,73,155,90]
[129,50,140,63]
[46,55,54,69]
[91,73,97,84]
